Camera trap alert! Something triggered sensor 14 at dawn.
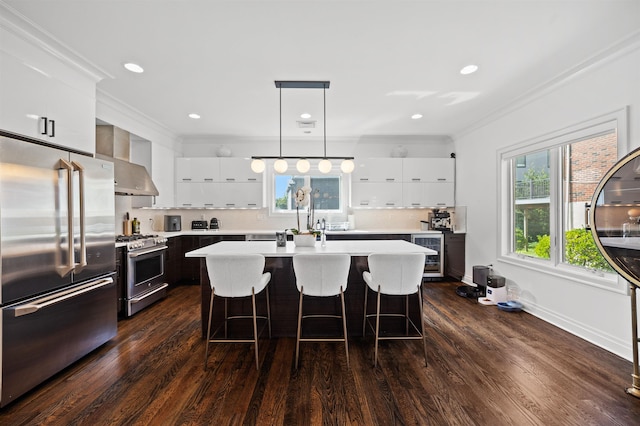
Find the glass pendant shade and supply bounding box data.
[250,159,266,173]
[274,158,289,173]
[340,159,355,173]
[296,158,311,173]
[318,159,332,174]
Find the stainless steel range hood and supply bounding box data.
[96,126,159,196]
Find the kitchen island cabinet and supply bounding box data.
[186,240,435,338]
[176,234,245,285]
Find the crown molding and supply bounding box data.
[453,30,640,140]
[96,88,181,149]
[0,1,112,82]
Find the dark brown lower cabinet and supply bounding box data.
[444,233,465,281]
[173,235,245,285]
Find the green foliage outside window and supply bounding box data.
[564,228,614,272]
[534,235,550,258]
[529,229,614,272]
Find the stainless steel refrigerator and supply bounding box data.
[0,132,117,407]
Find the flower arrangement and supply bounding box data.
[289,186,321,237]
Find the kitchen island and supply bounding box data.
[186,240,436,337]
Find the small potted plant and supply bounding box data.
[289,186,320,246]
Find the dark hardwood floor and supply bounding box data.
[2,281,640,425]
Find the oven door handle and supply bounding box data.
[128,245,168,258]
[130,283,169,303]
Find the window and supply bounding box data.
[273,174,342,212]
[499,108,628,290]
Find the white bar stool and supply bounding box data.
[204,254,272,370]
[292,253,351,368]
[362,252,427,367]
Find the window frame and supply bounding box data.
[498,107,629,293]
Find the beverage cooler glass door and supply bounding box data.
[411,234,444,278]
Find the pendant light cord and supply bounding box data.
[279,86,282,157]
[323,86,327,158]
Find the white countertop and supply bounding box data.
[159,228,434,237]
[184,239,437,257]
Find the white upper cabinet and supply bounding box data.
[218,183,264,208]
[350,157,456,208]
[351,158,403,182]
[403,182,455,208]
[351,182,403,208]
[175,182,222,208]
[0,27,98,154]
[175,158,220,182]
[219,158,263,183]
[174,157,264,208]
[402,158,454,182]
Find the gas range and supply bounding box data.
[115,234,168,251]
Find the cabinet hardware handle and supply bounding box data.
[360,202,369,206]
[182,178,192,181]
[182,203,192,206]
[226,178,235,181]
[436,203,446,206]
[386,178,395,182]
[49,119,55,137]
[226,203,235,206]
[248,178,257,181]
[360,178,369,181]
[437,178,446,181]
[386,203,395,206]
[248,203,257,206]
[204,178,213,182]
[41,116,48,135]
[412,178,420,181]
[412,203,421,206]
[204,203,214,206]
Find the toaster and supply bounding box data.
[191,220,208,230]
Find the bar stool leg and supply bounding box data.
[418,286,428,367]
[374,286,382,367]
[252,289,259,370]
[295,288,304,369]
[362,285,369,336]
[340,287,349,368]
[204,291,215,370]
[224,298,228,339]
[265,285,272,338]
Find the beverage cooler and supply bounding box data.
[411,233,443,278]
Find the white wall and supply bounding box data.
[97,90,182,212]
[180,135,454,159]
[454,40,640,360]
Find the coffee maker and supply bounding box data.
[429,210,451,232]
[210,218,220,230]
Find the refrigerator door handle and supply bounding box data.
[72,160,87,271]
[13,277,114,317]
[57,159,75,277]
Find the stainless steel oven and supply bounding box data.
[118,235,169,317]
[412,233,444,279]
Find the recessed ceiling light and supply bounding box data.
[300,113,311,119]
[460,64,478,75]
[188,113,201,119]
[124,62,144,73]
[411,114,423,120]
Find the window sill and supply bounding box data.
[498,253,627,295]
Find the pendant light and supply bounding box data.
[251,81,354,174]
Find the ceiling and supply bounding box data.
[4,1,640,141]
